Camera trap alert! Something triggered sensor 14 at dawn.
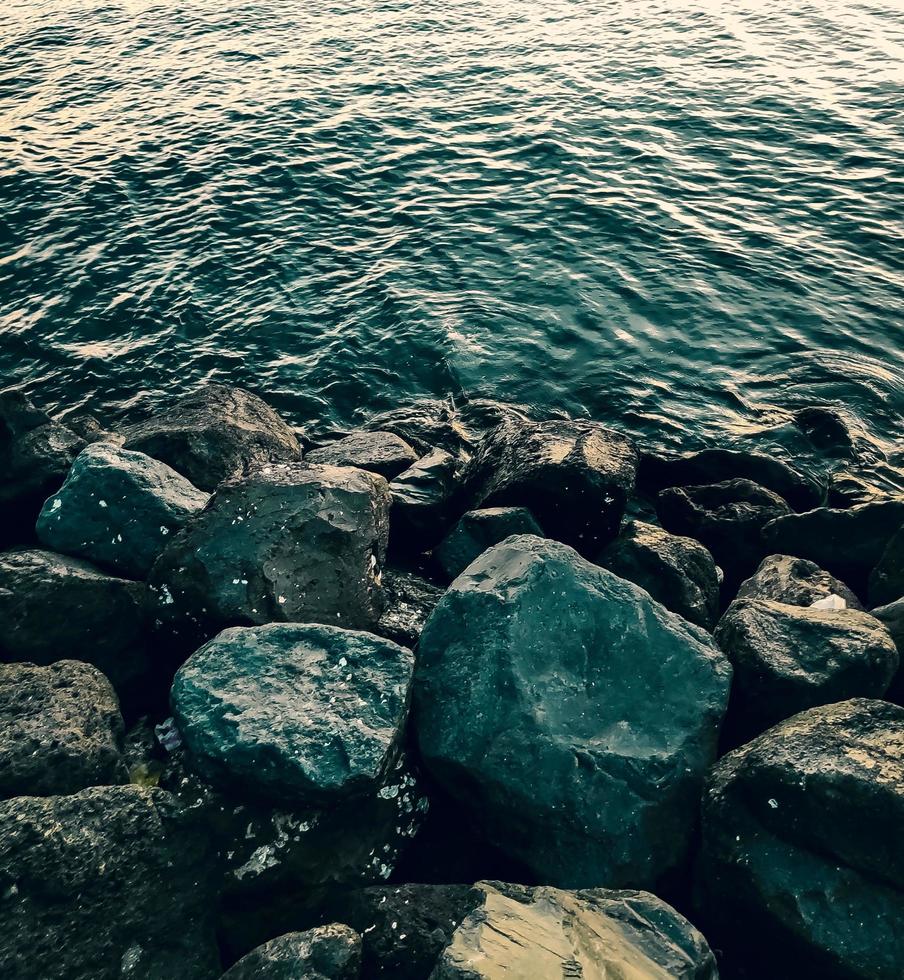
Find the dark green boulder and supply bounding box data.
[220,925,361,980]
[37,442,208,579]
[435,506,542,581]
[172,623,414,806]
[413,534,732,889]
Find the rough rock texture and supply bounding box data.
[375,569,444,648]
[36,442,209,579]
[0,785,220,980]
[432,881,718,980]
[306,431,418,481]
[736,553,863,610]
[172,624,414,806]
[639,447,823,512]
[221,925,362,980]
[0,660,128,799]
[461,418,638,556]
[123,383,301,491]
[596,520,720,630]
[657,478,791,587]
[435,507,543,582]
[715,599,898,740]
[150,463,390,644]
[697,699,904,980]
[413,535,732,888]
[389,450,459,552]
[869,523,904,608]
[0,549,150,699]
[762,499,904,598]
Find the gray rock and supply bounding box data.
[697,698,904,980]
[413,534,732,888]
[431,881,718,980]
[435,507,543,581]
[389,450,459,552]
[221,925,362,980]
[375,569,444,648]
[0,549,150,701]
[123,383,301,491]
[150,463,390,644]
[869,523,904,608]
[0,660,127,799]
[715,599,898,740]
[461,418,638,556]
[736,553,863,610]
[172,623,414,806]
[36,442,208,579]
[306,431,418,481]
[596,520,720,630]
[0,785,220,980]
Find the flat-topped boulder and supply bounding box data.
[306,431,418,481]
[0,660,127,799]
[37,442,208,579]
[435,507,543,581]
[431,881,717,980]
[413,534,731,888]
[596,519,720,630]
[150,463,390,643]
[172,624,414,806]
[736,553,863,610]
[460,418,638,556]
[697,699,904,980]
[221,925,362,980]
[123,383,301,491]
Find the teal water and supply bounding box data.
[1,1,902,463]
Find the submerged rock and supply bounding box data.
[306,431,418,481]
[736,553,863,610]
[697,699,904,980]
[715,599,898,740]
[413,534,731,888]
[375,569,444,648]
[435,506,543,581]
[0,549,150,701]
[389,450,459,552]
[36,442,208,579]
[0,785,220,980]
[150,463,390,644]
[123,383,301,491]
[221,925,362,980]
[0,660,127,799]
[460,418,638,556]
[432,881,718,980]
[172,624,414,807]
[869,523,904,608]
[596,520,720,630]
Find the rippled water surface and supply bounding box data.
[1,1,902,461]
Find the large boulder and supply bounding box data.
[150,463,390,644]
[0,549,150,700]
[413,534,732,888]
[432,881,718,980]
[736,553,863,610]
[715,599,898,740]
[639,447,823,512]
[460,419,638,556]
[389,451,459,553]
[0,785,220,980]
[657,478,791,588]
[375,569,444,649]
[697,699,904,980]
[36,442,208,579]
[596,520,720,630]
[221,925,362,980]
[435,507,543,582]
[306,431,418,481]
[869,523,904,608]
[0,660,127,799]
[172,624,414,807]
[761,499,904,598]
[122,383,301,491]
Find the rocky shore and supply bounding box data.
[0,383,902,980]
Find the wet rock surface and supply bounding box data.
[413,534,731,889]
[375,569,444,648]
[736,553,863,610]
[596,519,721,629]
[0,660,127,798]
[123,383,302,491]
[0,785,221,980]
[37,442,208,579]
[221,925,362,980]
[434,506,543,582]
[306,431,419,481]
[389,450,459,552]
[697,698,904,980]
